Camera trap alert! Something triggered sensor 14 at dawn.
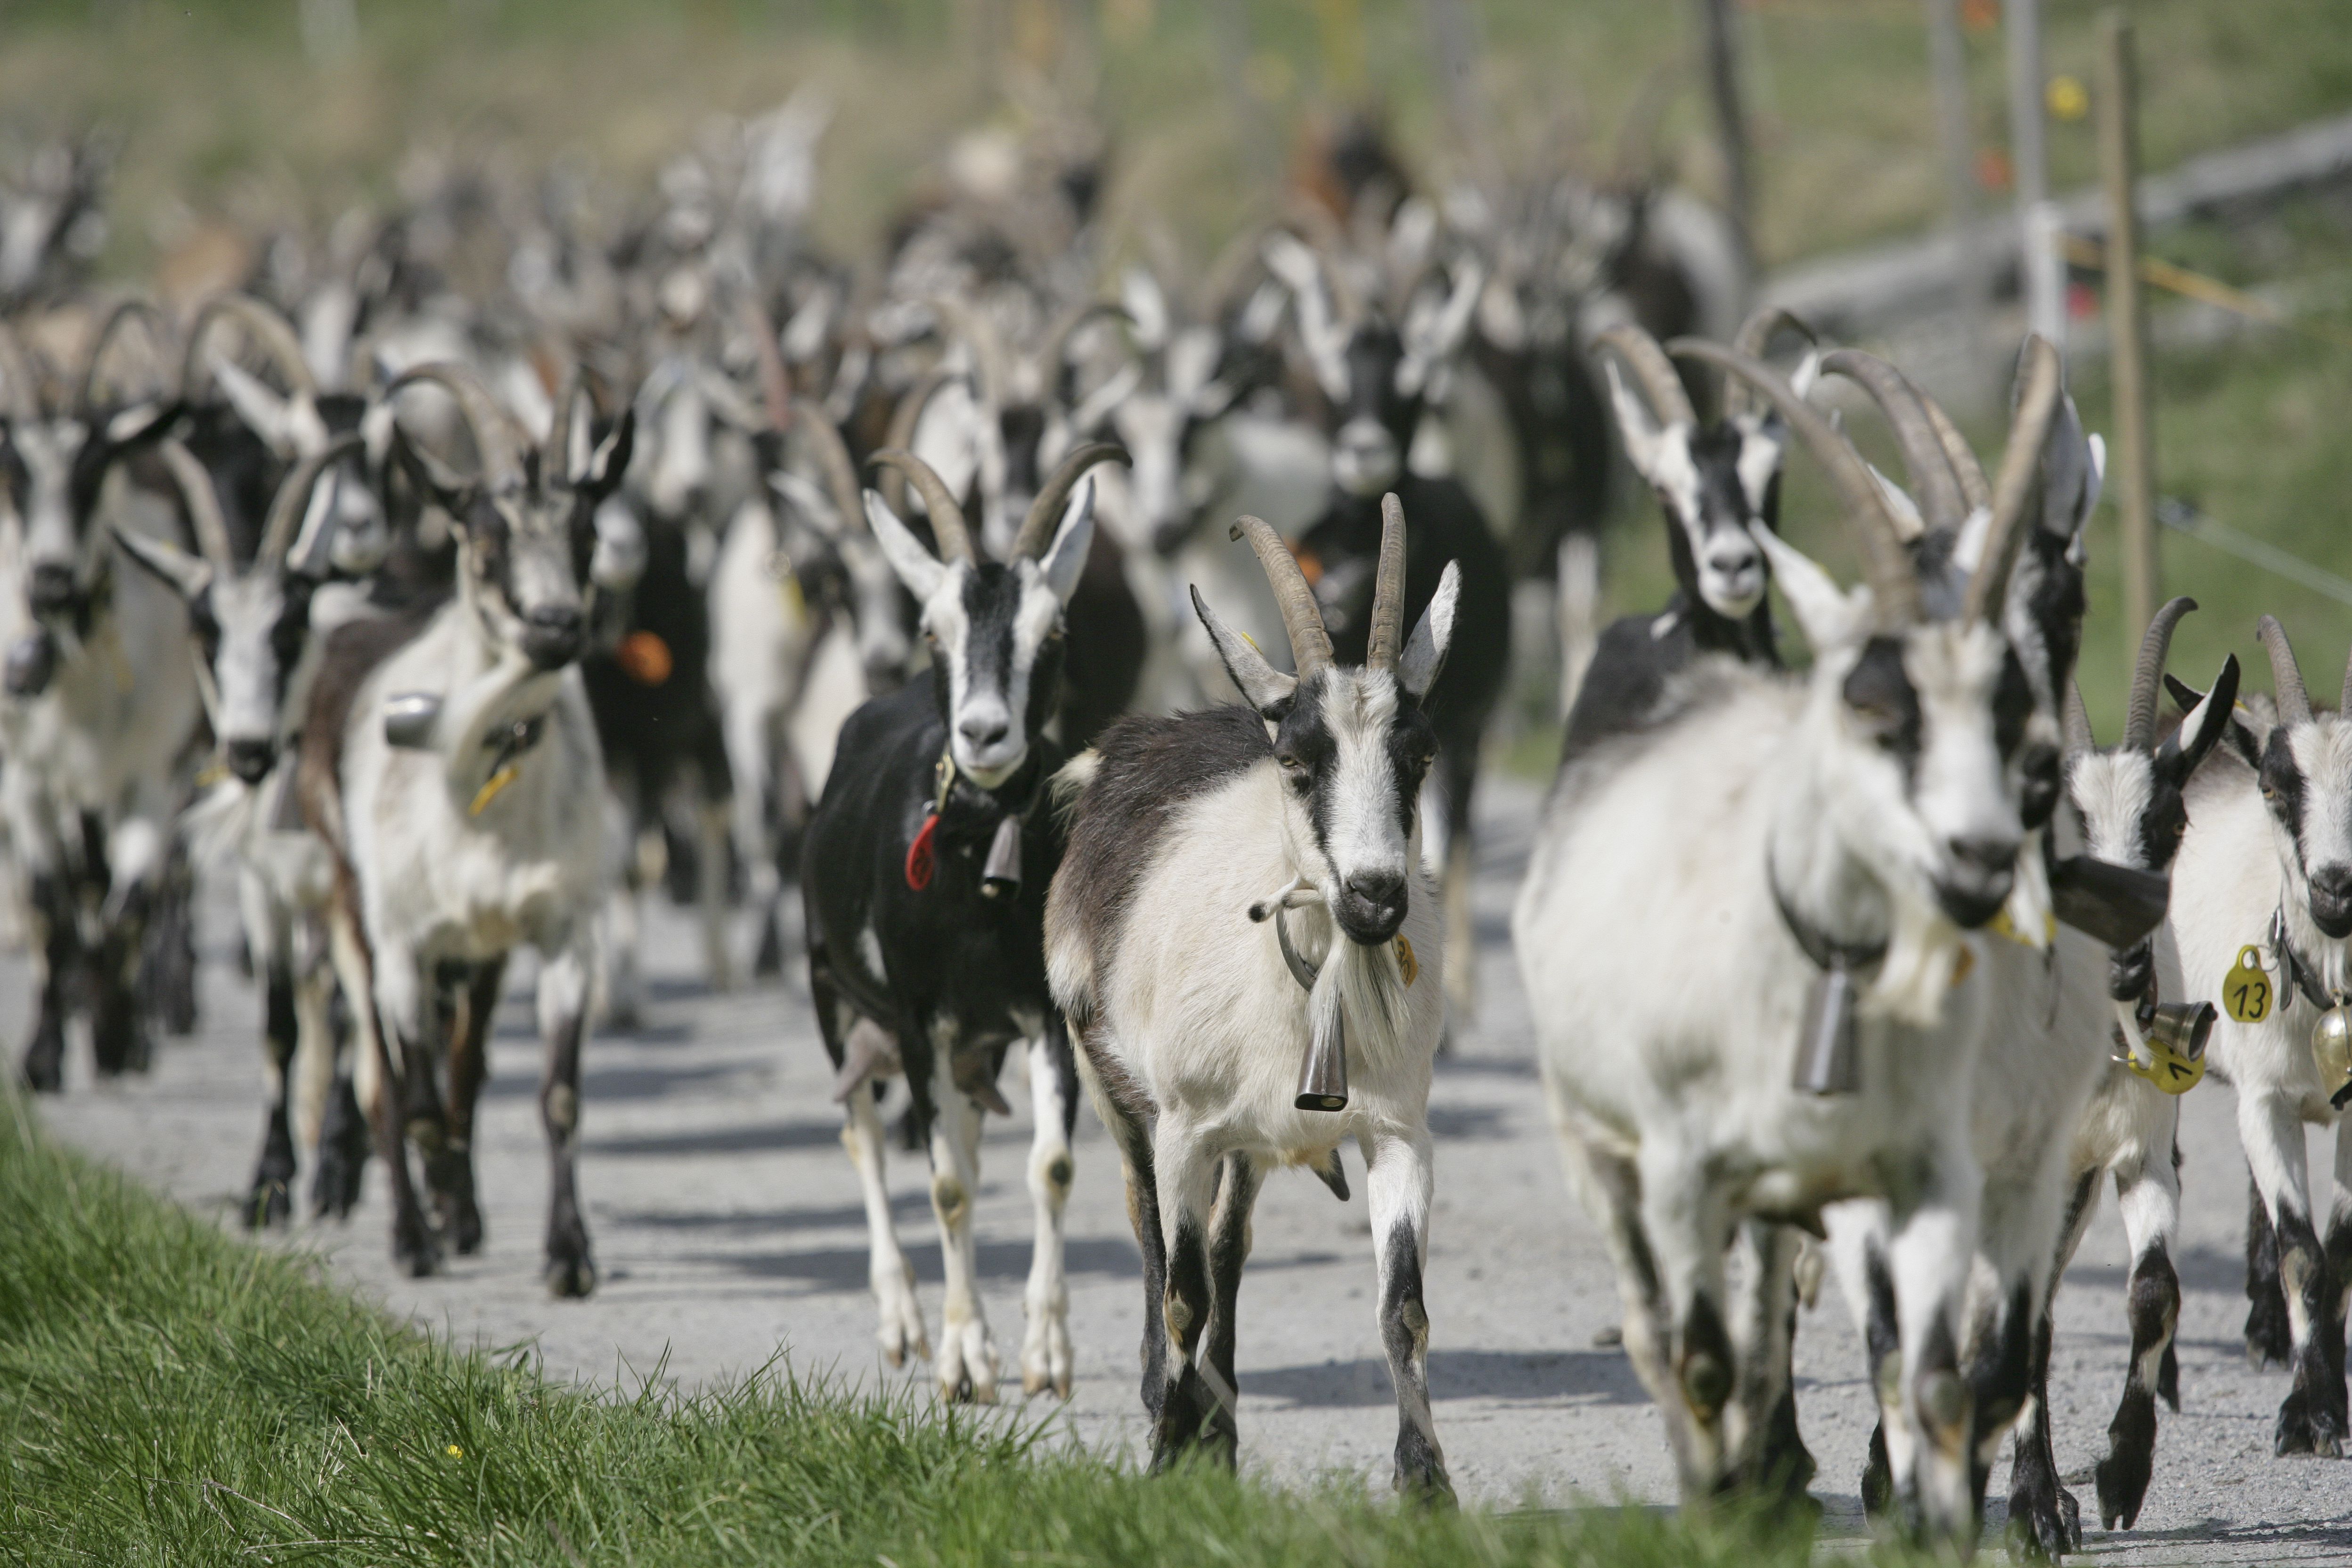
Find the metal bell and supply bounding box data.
[383,692,443,749]
[1275,906,1348,1111]
[1792,962,1862,1096]
[2127,999,2215,1095]
[2314,1000,2352,1086]
[980,814,1022,899]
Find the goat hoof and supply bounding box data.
[936,1319,998,1404]
[245,1174,293,1231]
[544,1254,598,1299]
[2273,1388,2340,1455]
[2095,1441,2154,1531]
[1020,1309,1073,1399]
[19,1045,62,1095]
[393,1229,442,1279]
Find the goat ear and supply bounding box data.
[1866,461,1927,543]
[101,400,175,454]
[1192,584,1294,715]
[1398,560,1459,700]
[211,359,297,459]
[580,407,634,500]
[109,521,207,599]
[862,488,948,603]
[2166,667,2261,771]
[2158,653,2241,784]
[1602,361,1669,486]
[1037,475,1096,604]
[1749,522,1864,649]
[1787,348,1823,400]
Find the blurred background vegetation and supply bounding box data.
[1,0,2348,739]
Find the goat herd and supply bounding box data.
[1,106,2348,1559]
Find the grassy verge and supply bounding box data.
[0,1098,1856,1567]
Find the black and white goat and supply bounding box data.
[0,319,195,1090]
[1566,311,1814,757]
[800,441,1120,1401]
[1268,234,1508,1019]
[112,434,366,1226]
[1048,498,1456,1494]
[2169,616,2352,1457]
[1514,340,2064,1547]
[298,364,630,1290]
[1984,600,2241,1551]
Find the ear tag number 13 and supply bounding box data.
[2224,945,2272,1024]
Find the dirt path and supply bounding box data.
[21,779,2352,1561]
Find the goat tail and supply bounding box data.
[1049,751,1100,830]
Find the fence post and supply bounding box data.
[2099,8,2158,651]
[2005,0,2066,347]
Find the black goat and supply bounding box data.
[800,441,1120,1403]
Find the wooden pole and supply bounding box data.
[1695,0,1756,290]
[1926,0,1993,412]
[2004,0,2065,346]
[2099,8,2158,651]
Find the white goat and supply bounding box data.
[1048,498,1458,1494]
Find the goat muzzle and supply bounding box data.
[521,605,585,670]
[4,630,56,697]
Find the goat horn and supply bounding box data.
[1916,386,1991,515]
[0,319,42,422]
[1724,306,1815,419]
[878,367,959,516]
[1229,513,1333,681]
[1821,349,1968,537]
[790,398,864,531]
[543,369,588,486]
[1595,324,1694,428]
[156,439,236,569]
[741,293,792,433]
[1365,491,1410,671]
[2124,596,2199,751]
[1669,338,1920,629]
[180,293,315,403]
[869,448,976,564]
[1033,301,1131,392]
[77,297,171,415]
[1961,335,2065,627]
[2063,682,2097,759]
[1012,441,1127,561]
[259,433,362,570]
[385,362,528,496]
[2258,613,2312,725]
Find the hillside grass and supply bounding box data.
[0,1094,1882,1566]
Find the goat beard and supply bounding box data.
[1307,911,1415,1070]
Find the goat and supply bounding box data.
[297,363,631,1290]
[800,441,1122,1401]
[1978,600,2242,1552]
[1048,496,1457,1494]
[1269,234,1508,1021]
[2168,615,2352,1458]
[0,317,195,1090]
[112,434,365,1226]
[1566,310,1815,759]
[1514,338,2063,1548]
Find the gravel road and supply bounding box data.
[23,779,2352,1562]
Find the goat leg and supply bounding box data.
[537,941,596,1298]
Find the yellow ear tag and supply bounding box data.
[2223,945,2273,1023]
[2124,1033,2207,1095]
[1394,934,1418,988]
[469,762,520,817]
[1988,907,2056,947]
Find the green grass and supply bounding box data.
[0,1096,1862,1566]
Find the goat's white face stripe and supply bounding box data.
[1315,669,1408,891]
[1733,422,1785,514]
[2288,720,2352,880]
[923,560,1062,787]
[209,574,291,745]
[2069,751,2156,870]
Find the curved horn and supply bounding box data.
[790,399,864,531]
[385,362,528,495]
[543,369,587,484]
[258,434,362,569]
[0,320,44,423]
[878,367,959,515]
[2259,614,2313,725]
[1033,301,1131,394]
[1917,389,1990,515]
[2124,595,2199,751]
[869,448,975,564]
[156,439,235,569]
[1724,305,1815,419]
[1669,338,1920,628]
[1961,335,2065,626]
[1820,349,1968,536]
[180,293,315,402]
[1595,323,1695,427]
[1365,491,1409,671]
[77,297,171,414]
[2064,682,2097,758]
[1012,441,1128,561]
[1228,513,1332,680]
[741,293,792,433]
